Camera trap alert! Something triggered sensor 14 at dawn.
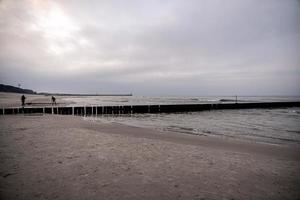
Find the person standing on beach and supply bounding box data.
[21,95,26,107]
[51,96,56,105]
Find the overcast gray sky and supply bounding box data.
[0,0,299,95]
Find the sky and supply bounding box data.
[0,0,299,96]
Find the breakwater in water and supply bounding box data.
[1,101,300,115]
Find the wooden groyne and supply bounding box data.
[1,101,300,116]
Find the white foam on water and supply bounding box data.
[94,107,300,146]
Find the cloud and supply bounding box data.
[0,0,299,95]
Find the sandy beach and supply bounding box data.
[1,0,300,199]
[0,115,299,200]
[0,92,73,107]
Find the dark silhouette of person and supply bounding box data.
[21,95,26,106]
[51,96,56,105]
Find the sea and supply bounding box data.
[64,95,300,146]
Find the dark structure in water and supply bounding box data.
[1,101,300,115]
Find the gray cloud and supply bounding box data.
[0,0,299,95]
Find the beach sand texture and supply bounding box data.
[0,115,300,200]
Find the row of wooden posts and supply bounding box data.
[1,101,300,116]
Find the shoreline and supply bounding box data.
[0,92,74,108]
[84,116,300,160]
[90,114,300,148]
[1,115,300,199]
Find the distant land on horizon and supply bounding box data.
[0,84,36,94]
[0,84,132,96]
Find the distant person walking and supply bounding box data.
[51,96,56,105]
[21,95,26,107]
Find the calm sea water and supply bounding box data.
[91,108,300,145]
[69,96,300,146]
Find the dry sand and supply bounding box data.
[0,115,300,200]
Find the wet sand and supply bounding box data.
[0,92,73,107]
[0,115,300,200]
